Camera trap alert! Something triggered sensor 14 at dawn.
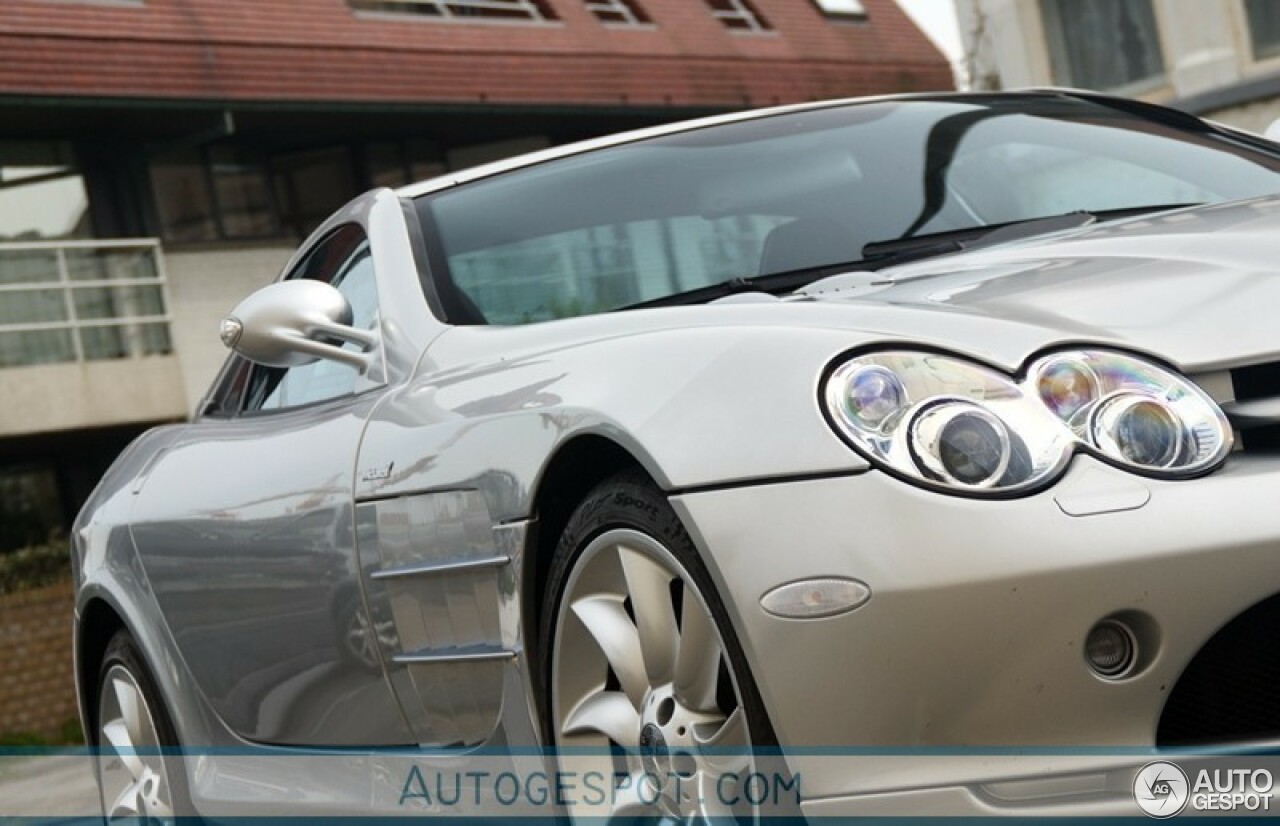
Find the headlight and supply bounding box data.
[823,349,1232,496]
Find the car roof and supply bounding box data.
[395,89,1102,200]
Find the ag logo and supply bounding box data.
[1134,761,1190,818]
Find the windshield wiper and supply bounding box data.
[861,203,1203,262]
[619,203,1204,312]
[619,269,839,311]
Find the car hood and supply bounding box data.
[807,196,1280,373]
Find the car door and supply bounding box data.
[128,224,415,746]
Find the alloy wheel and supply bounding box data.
[97,664,174,823]
[551,528,754,823]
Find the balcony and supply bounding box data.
[0,239,189,437]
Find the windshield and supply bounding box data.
[416,95,1280,324]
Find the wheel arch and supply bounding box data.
[76,595,128,744]
[74,583,205,749]
[521,434,656,721]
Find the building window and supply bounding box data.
[0,142,90,242]
[273,148,357,240]
[151,144,364,243]
[149,136,546,244]
[150,146,280,243]
[150,149,218,243]
[349,0,557,23]
[1245,0,1280,62]
[208,146,278,239]
[705,0,771,32]
[0,241,171,368]
[363,140,448,189]
[812,0,865,20]
[585,0,649,26]
[1040,0,1164,91]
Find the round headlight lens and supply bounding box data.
[840,365,906,430]
[911,403,1012,488]
[1092,394,1185,469]
[1037,358,1098,421]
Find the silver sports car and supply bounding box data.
[74,90,1280,821]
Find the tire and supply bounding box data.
[539,470,780,822]
[95,629,188,823]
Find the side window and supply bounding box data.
[242,225,380,413]
[200,356,254,418]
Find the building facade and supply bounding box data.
[0,0,949,550]
[957,0,1280,132]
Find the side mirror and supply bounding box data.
[219,280,377,371]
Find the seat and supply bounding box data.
[757,217,861,276]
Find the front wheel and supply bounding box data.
[540,473,774,823]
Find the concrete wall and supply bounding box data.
[0,580,77,741]
[0,357,189,438]
[164,245,294,410]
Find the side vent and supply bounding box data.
[356,491,521,747]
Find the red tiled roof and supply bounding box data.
[0,0,952,107]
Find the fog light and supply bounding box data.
[1086,619,1136,678]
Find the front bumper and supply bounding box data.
[670,454,1280,815]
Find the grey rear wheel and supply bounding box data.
[96,631,180,825]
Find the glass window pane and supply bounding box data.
[0,329,74,368]
[65,247,159,282]
[80,321,171,361]
[365,141,409,188]
[0,289,67,325]
[73,284,166,320]
[274,147,358,239]
[150,149,218,243]
[1246,0,1280,61]
[0,142,90,242]
[948,142,1217,225]
[350,0,556,21]
[79,326,127,360]
[407,139,447,182]
[1041,0,1164,90]
[585,0,648,25]
[209,146,276,239]
[0,249,60,286]
[422,98,1280,325]
[137,321,173,357]
[705,0,770,31]
[0,464,64,553]
[447,214,786,324]
[813,0,864,18]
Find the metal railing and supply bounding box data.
[0,239,174,369]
